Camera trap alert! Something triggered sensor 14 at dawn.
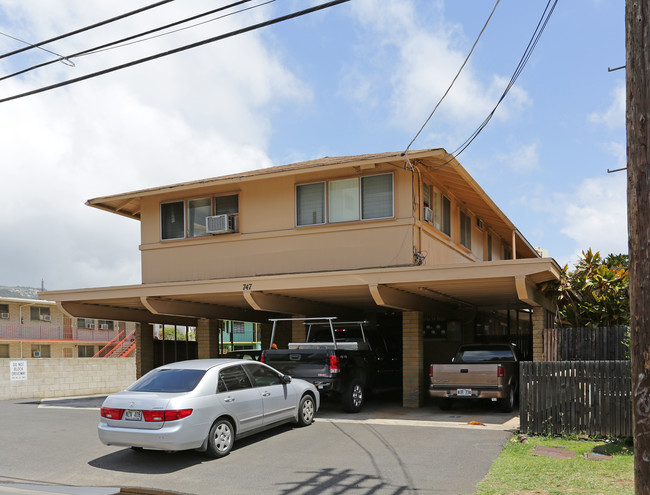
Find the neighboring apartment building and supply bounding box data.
[0,296,136,359]
[42,149,560,407]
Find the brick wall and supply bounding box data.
[136,323,154,378]
[403,311,424,408]
[0,358,136,400]
[196,319,219,359]
[532,307,546,361]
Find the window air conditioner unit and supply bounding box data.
[42,315,51,321]
[99,324,109,330]
[423,207,433,224]
[33,351,41,357]
[476,218,485,231]
[206,214,235,234]
[0,313,9,319]
[87,323,96,329]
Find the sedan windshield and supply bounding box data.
[128,369,207,393]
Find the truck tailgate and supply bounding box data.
[431,364,499,388]
[262,349,330,378]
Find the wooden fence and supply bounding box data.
[520,360,632,437]
[543,326,629,361]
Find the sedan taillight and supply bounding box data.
[162,409,193,421]
[100,407,124,419]
[142,409,193,422]
[497,364,506,377]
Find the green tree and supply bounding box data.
[541,249,629,327]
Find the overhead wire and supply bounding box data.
[409,0,559,171]
[0,0,351,105]
[403,0,500,167]
[0,0,268,83]
[444,0,558,162]
[0,0,176,60]
[0,31,74,65]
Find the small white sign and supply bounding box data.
[10,360,27,381]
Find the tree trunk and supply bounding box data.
[626,1,650,493]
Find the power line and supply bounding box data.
[0,31,73,64]
[404,0,501,159]
[0,0,351,105]
[421,0,559,170]
[0,0,266,83]
[0,0,175,60]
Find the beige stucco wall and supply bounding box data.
[0,358,136,400]
[134,162,526,285]
[138,165,421,284]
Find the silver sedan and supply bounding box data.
[98,359,320,457]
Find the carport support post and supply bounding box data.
[531,307,545,361]
[402,311,424,408]
[135,322,154,379]
[196,318,220,359]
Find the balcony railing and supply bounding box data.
[0,323,120,342]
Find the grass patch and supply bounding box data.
[475,436,634,494]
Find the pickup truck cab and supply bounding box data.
[428,344,519,412]
[261,317,401,413]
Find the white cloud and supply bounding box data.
[348,0,530,137]
[589,82,625,130]
[494,141,540,172]
[0,1,311,289]
[558,174,628,259]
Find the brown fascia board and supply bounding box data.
[85,149,445,220]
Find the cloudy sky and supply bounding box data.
[0,0,626,291]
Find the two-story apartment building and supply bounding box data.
[42,149,560,407]
[0,296,136,358]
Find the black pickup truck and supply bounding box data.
[261,317,401,413]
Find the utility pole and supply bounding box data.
[626,1,650,493]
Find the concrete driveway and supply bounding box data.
[0,396,517,495]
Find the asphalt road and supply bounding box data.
[0,396,517,495]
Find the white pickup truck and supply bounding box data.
[428,344,519,412]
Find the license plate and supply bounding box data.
[457,389,472,397]
[124,409,142,421]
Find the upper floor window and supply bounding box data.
[188,198,211,237]
[296,173,394,226]
[30,306,50,322]
[424,184,451,237]
[460,210,472,249]
[362,174,394,220]
[0,304,8,319]
[161,201,185,240]
[296,182,325,226]
[77,318,95,329]
[504,246,512,260]
[487,233,493,261]
[161,195,239,240]
[329,178,359,222]
[98,320,114,330]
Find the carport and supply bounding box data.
[43,257,560,408]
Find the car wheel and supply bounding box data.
[342,380,364,413]
[297,394,315,426]
[206,418,234,458]
[498,388,515,413]
[439,398,453,410]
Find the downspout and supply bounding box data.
[412,161,424,265]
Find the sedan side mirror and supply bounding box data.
[282,375,292,384]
